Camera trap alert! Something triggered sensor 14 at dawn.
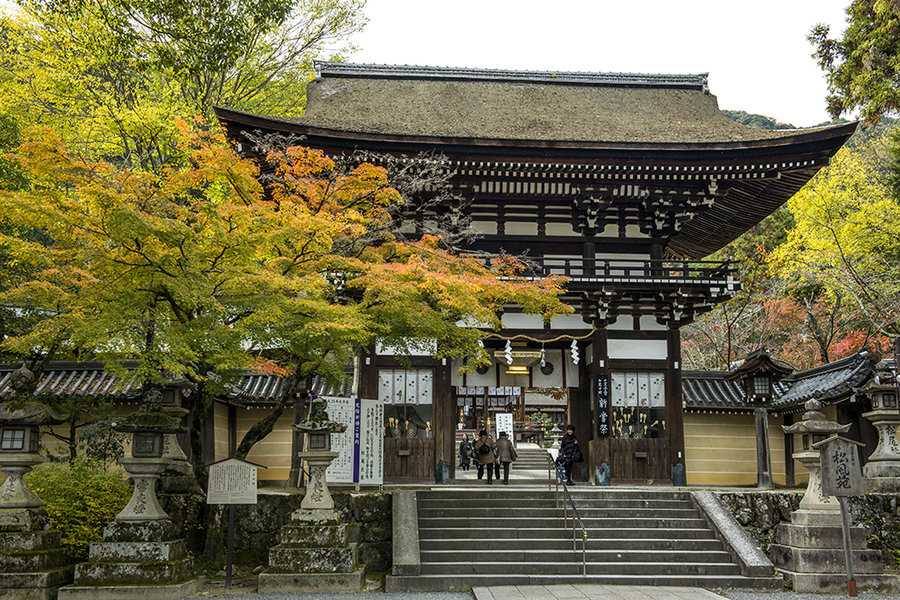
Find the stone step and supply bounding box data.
[418,516,710,529]
[0,548,72,572]
[420,549,735,564]
[418,527,716,540]
[418,498,694,510]
[418,561,742,576]
[0,529,63,552]
[73,558,194,587]
[88,539,186,563]
[385,573,783,592]
[268,545,357,574]
[419,537,725,551]
[0,565,74,589]
[418,507,699,519]
[421,490,692,501]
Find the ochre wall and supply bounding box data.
[684,412,787,486]
[234,407,294,481]
[213,402,229,462]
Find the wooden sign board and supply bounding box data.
[207,458,262,505]
[814,435,865,497]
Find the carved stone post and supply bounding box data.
[858,361,900,492]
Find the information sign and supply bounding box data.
[495,413,514,441]
[323,396,384,485]
[207,458,261,505]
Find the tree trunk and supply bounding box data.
[234,371,308,461]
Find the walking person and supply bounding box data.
[474,429,495,484]
[458,433,472,471]
[560,424,580,485]
[493,430,517,484]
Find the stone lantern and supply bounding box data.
[782,398,850,519]
[111,399,181,522]
[294,397,347,517]
[156,385,199,495]
[60,387,200,599]
[0,367,74,599]
[858,360,900,492]
[726,349,792,489]
[259,397,364,593]
[0,370,65,519]
[770,398,895,593]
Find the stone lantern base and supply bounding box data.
[0,509,74,600]
[770,512,897,593]
[58,458,200,599]
[258,511,365,593]
[57,520,201,600]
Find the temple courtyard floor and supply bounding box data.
[187,587,900,600]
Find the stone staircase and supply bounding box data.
[386,488,782,592]
[512,446,550,470]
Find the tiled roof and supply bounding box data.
[772,352,872,409]
[683,352,873,412]
[682,371,789,411]
[0,362,353,405]
[0,362,141,400]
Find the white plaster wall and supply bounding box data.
[501,313,543,329]
[546,223,576,236]
[550,314,589,329]
[596,253,649,261]
[608,316,635,331]
[471,221,498,235]
[639,316,668,331]
[607,339,668,360]
[505,222,538,236]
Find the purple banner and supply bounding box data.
[353,398,362,483]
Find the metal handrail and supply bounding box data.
[547,453,587,576]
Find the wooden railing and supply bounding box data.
[491,257,735,282]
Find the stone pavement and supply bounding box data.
[472,585,726,600]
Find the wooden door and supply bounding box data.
[607,438,670,481]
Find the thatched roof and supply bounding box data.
[265,62,827,145]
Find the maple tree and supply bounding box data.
[770,132,900,340]
[0,123,569,472]
[0,0,365,169]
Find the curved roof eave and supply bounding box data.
[214,107,858,159]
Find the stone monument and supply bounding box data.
[0,367,74,599]
[770,399,896,592]
[258,397,365,592]
[59,391,200,600]
[858,361,900,492]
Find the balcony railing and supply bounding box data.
[492,257,736,285]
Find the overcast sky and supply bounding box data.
[0,0,852,127]
[349,0,852,127]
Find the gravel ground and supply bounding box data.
[725,591,900,600]
[187,594,473,600]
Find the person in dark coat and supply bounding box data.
[458,433,472,471]
[474,429,495,484]
[560,424,579,485]
[493,430,517,484]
